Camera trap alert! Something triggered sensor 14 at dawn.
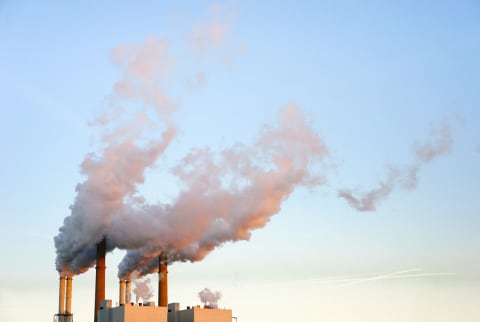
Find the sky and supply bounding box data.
[0,1,479,322]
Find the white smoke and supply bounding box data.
[54,34,177,275]
[55,5,324,279]
[116,104,328,278]
[198,288,221,309]
[133,277,154,303]
[54,3,455,284]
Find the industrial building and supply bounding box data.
[54,239,233,322]
[167,303,232,322]
[97,300,167,322]
[96,301,232,322]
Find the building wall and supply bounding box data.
[177,309,194,322]
[98,302,167,322]
[108,306,125,322]
[98,301,230,322]
[175,307,232,322]
[193,307,232,322]
[124,304,167,322]
[168,303,180,322]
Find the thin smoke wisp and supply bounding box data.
[338,122,454,211]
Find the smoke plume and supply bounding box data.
[133,277,154,303]
[338,122,453,211]
[117,104,328,278]
[53,6,328,279]
[198,288,221,309]
[337,168,397,212]
[54,35,177,275]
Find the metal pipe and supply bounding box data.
[119,279,126,305]
[158,257,168,307]
[94,238,106,322]
[58,274,66,315]
[66,277,73,314]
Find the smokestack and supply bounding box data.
[65,277,73,314]
[94,238,106,322]
[126,280,132,303]
[158,256,168,307]
[119,279,126,305]
[58,274,66,315]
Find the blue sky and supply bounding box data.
[0,1,479,322]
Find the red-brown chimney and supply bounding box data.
[94,238,106,322]
[119,279,126,305]
[58,274,66,315]
[65,276,73,315]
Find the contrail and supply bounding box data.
[243,268,456,291]
[331,268,456,289]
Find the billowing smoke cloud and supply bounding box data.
[198,288,221,309]
[117,104,328,278]
[54,35,178,275]
[133,277,154,303]
[54,5,327,279]
[338,122,453,211]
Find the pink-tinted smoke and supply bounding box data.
[54,36,177,275]
[116,104,328,278]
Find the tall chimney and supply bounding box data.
[158,256,168,307]
[58,274,66,315]
[65,277,73,314]
[119,279,126,305]
[94,238,106,322]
